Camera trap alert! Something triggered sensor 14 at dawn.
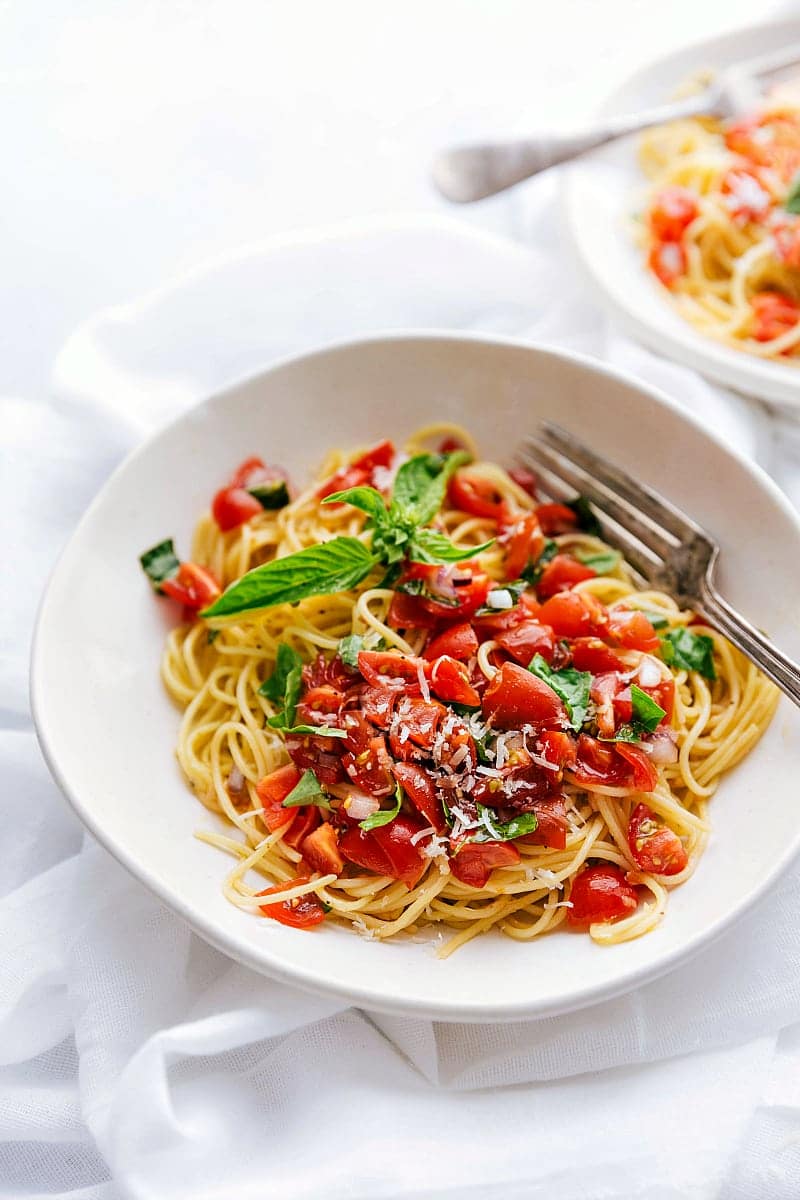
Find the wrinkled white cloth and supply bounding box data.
[4,196,800,1199]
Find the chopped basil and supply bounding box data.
[630,684,666,732]
[786,172,800,215]
[282,769,330,809]
[640,609,670,631]
[475,804,538,842]
[409,526,494,564]
[359,781,403,831]
[338,634,365,668]
[575,548,621,574]
[281,724,347,738]
[566,495,602,536]
[259,643,304,729]
[529,653,591,731]
[520,539,557,585]
[660,626,716,680]
[139,538,180,592]
[247,479,290,510]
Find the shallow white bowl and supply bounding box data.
[563,17,800,409]
[32,334,800,1021]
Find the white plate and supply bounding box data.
[32,333,800,1021]
[563,17,800,409]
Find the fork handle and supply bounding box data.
[700,584,800,708]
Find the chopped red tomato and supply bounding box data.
[302,822,344,875]
[285,733,344,786]
[448,469,506,520]
[649,677,675,722]
[387,590,440,630]
[750,291,800,342]
[509,466,538,498]
[340,817,428,889]
[229,456,290,495]
[648,240,687,289]
[427,655,481,707]
[403,563,492,620]
[423,621,479,662]
[256,763,301,831]
[628,803,688,876]
[537,730,577,770]
[503,512,545,580]
[534,502,578,535]
[495,619,556,666]
[449,840,521,888]
[282,805,321,850]
[342,713,395,795]
[482,662,567,730]
[721,167,772,224]
[615,742,659,792]
[773,219,800,269]
[570,734,657,792]
[211,486,264,531]
[352,439,394,472]
[301,651,355,692]
[725,110,800,182]
[438,436,465,454]
[607,609,659,653]
[387,697,445,759]
[517,793,569,850]
[536,554,597,599]
[294,685,343,728]
[316,440,395,501]
[570,637,625,673]
[537,590,606,638]
[648,186,699,241]
[161,562,221,610]
[393,762,446,833]
[567,864,638,926]
[358,650,427,690]
[258,876,327,929]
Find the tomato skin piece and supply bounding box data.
[358,650,427,690]
[161,562,222,610]
[504,513,545,580]
[302,822,344,875]
[648,186,698,241]
[567,864,639,926]
[211,485,264,531]
[258,876,327,929]
[627,803,688,876]
[537,730,577,770]
[450,840,520,888]
[448,469,507,520]
[482,661,567,730]
[537,590,605,639]
[615,743,659,792]
[393,762,447,833]
[751,291,800,341]
[427,655,481,707]
[282,805,321,850]
[387,590,440,630]
[495,619,556,666]
[256,764,301,831]
[607,609,660,653]
[648,240,687,289]
[537,554,597,599]
[341,817,428,889]
[423,621,479,662]
[516,793,569,850]
[534,503,578,536]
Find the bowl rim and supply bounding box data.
[30,329,800,1021]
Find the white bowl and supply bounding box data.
[562,16,800,410]
[32,334,800,1021]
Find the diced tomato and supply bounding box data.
[725,110,800,182]
[393,762,446,833]
[567,864,639,926]
[721,168,772,224]
[258,876,327,929]
[482,662,567,730]
[301,651,354,692]
[649,677,675,722]
[402,563,492,620]
[436,714,477,773]
[229,457,291,499]
[282,805,321,850]
[627,803,688,876]
[534,503,578,536]
[450,839,521,888]
[607,609,660,653]
[256,764,302,831]
[615,742,659,792]
[302,822,344,875]
[161,562,221,610]
[503,512,545,580]
[772,219,800,270]
[648,186,699,241]
[339,825,394,876]
[423,621,479,662]
[438,436,465,454]
[294,685,343,728]
[357,650,427,690]
[211,486,264,531]
[517,793,569,850]
[750,291,800,342]
[387,697,445,758]
[536,554,597,599]
[387,590,440,630]
[360,685,398,729]
[317,464,371,502]
[448,469,506,520]
[342,713,395,796]
[341,817,428,889]
[570,637,625,673]
[352,439,395,472]
[285,734,344,786]
[427,656,481,707]
[509,466,538,498]
[648,240,687,289]
[537,590,606,638]
[495,619,556,666]
[537,730,577,770]
[571,734,657,792]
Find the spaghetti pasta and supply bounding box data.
[144,425,778,955]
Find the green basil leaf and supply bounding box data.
[282,769,331,809]
[139,538,180,592]
[201,537,379,619]
[603,724,642,743]
[282,724,347,738]
[520,539,558,585]
[359,781,403,831]
[529,653,591,731]
[566,496,602,536]
[786,172,800,215]
[248,480,290,510]
[475,804,538,842]
[391,450,471,526]
[338,634,365,668]
[575,548,621,573]
[640,610,670,631]
[259,643,304,729]
[660,626,716,680]
[630,684,666,732]
[408,527,495,564]
[322,485,389,524]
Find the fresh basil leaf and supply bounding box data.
[338,634,365,668]
[282,724,348,738]
[207,628,221,645]
[408,527,494,565]
[520,538,557,585]
[529,653,591,731]
[139,538,180,592]
[201,537,379,619]
[786,172,800,215]
[476,804,538,842]
[640,610,670,631]
[566,496,602,536]
[282,769,331,809]
[359,781,403,831]
[450,700,482,717]
[630,684,666,732]
[575,548,621,573]
[377,562,403,589]
[390,450,470,527]
[660,626,716,680]
[259,643,304,730]
[248,480,290,510]
[603,724,641,743]
[322,485,389,524]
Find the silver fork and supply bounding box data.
[520,424,800,707]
